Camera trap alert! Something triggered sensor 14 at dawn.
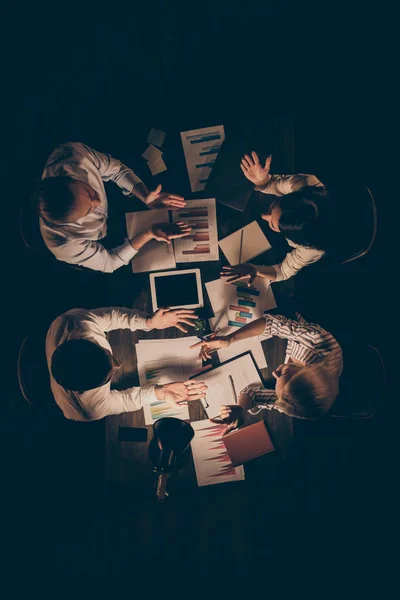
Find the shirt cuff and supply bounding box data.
[115,239,138,264]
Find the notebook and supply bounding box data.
[218,221,271,265]
[222,420,275,467]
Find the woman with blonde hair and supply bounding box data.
[190,312,343,431]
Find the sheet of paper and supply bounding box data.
[135,337,202,377]
[171,198,219,262]
[180,125,225,192]
[125,210,176,272]
[209,316,267,370]
[142,144,163,163]
[205,277,277,327]
[191,420,245,486]
[194,352,263,419]
[146,128,166,147]
[219,221,272,265]
[149,156,167,175]
[138,358,190,425]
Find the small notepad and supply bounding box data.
[218,221,271,265]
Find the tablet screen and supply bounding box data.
[154,272,199,307]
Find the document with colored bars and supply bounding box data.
[205,277,277,370]
[172,198,219,262]
[180,125,225,192]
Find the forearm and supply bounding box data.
[253,264,277,282]
[130,181,150,204]
[226,317,266,345]
[129,228,155,250]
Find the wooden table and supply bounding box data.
[96,121,308,573]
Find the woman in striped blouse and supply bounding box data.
[190,313,343,430]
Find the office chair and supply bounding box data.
[17,335,62,417]
[328,342,385,419]
[326,184,378,266]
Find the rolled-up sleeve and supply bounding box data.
[272,246,325,282]
[82,143,143,196]
[49,237,138,273]
[255,174,324,195]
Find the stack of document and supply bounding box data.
[205,278,277,370]
[135,336,202,425]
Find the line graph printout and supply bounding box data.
[181,125,225,192]
[191,420,245,487]
[172,198,219,262]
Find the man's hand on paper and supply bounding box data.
[151,222,191,243]
[189,336,230,360]
[220,264,257,286]
[212,405,244,435]
[155,380,208,406]
[240,152,272,187]
[146,184,186,210]
[147,308,199,333]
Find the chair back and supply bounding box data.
[327,184,377,265]
[328,342,385,418]
[17,335,61,416]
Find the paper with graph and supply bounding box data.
[136,337,202,425]
[191,420,245,486]
[171,198,219,262]
[181,125,225,192]
[204,278,277,370]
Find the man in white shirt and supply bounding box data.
[46,306,208,421]
[221,152,330,284]
[38,142,190,272]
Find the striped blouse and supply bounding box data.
[241,313,343,416]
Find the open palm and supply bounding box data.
[240,152,272,186]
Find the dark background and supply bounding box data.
[2,1,396,583]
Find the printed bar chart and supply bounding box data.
[181,125,225,192]
[172,198,219,262]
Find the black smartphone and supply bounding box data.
[118,426,148,442]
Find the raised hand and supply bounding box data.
[146,184,186,210]
[147,308,199,333]
[240,152,272,186]
[189,336,230,360]
[151,221,191,243]
[220,264,257,286]
[155,380,208,406]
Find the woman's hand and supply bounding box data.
[151,222,191,242]
[189,336,230,360]
[146,184,186,210]
[220,264,257,286]
[147,308,198,333]
[155,380,208,406]
[240,152,272,186]
[212,405,245,435]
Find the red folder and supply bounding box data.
[222,420,275,467]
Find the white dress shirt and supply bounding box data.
[46,307,157,421]
[40,142,144,272]
[241,313,343,415]
[255,173,326,281]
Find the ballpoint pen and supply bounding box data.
[197,327,221,342]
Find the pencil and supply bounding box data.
[228,375,238,404]
[239,229,243,264]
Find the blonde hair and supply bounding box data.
[275,364,338,419]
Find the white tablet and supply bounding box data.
[149,269,204,311]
